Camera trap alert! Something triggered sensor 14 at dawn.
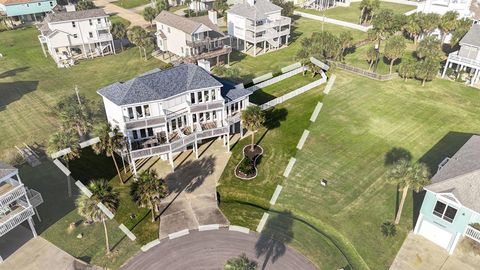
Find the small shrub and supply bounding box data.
[381,221,396,237]
[238,158,255,175]
[3,149,24,166]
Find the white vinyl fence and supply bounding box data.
[260,75,327,110]
[247,66,306,92]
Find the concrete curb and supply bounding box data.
[140,239,161,252]
[198,224,220,231]
[256,213,270,232]
[169,229,190,239]
[229,225,250,234]
[283,157,296,178]
[269,185,283,205]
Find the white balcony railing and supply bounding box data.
[448,51,480,69]
[465,225,480,243]
[95,21,111,30]
[0,183,26,208]
[27,189,43,208]
[88,33,113,43]
[0,206,35,237]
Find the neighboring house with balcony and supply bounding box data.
[154,10,232,65]
[417,0,477,19]
[97,64,251,174]
[227,0,291,57]
[442,23,480,86]
[0,0,57,26]
[414,135,480,254]
[0,161,43,263]
[37,6,115,68]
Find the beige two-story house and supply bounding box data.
[154,10,232,65]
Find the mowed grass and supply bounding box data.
[249,72,319,104]
[19,157,141,269]
[297,1,416,24]
[0,27,166,159]
[112,0,151,9]
[229,17,367,81]
[219,71,480,269]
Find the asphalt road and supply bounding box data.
[121,229,317,270]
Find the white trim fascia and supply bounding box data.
[437,192,462,206]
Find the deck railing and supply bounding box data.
[27,189,43,208]
[465,225,480,243]
[0,206,34,237]
[448,51,480,69]
[0,184,26,208]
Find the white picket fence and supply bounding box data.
[260,75,327,110]
[247,66,306,92]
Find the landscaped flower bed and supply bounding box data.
[235,145,263,180]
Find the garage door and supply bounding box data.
[418,220,453,250]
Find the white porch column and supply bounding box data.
[33,207,42,222]
[132,158,138,175]
[28,217,37,238]
[226,134,230,153]
[194,136,199,159]
[40,42,47,57]
[240,122,244,138]
[169,152,175,172]
[441,60,449,78]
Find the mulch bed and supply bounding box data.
[234,144,264,180]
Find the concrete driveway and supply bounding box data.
[0,226,97,270]
[391,232,480,270]
[93,0,149,28]
[136,137,235,239]
[120,229,317,270]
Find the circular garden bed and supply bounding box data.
[234,144,264,180]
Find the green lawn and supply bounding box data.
[218,71,480,269]
[112,0,151,9]
[110,15,132,27]
[229,17,367,81]
[19,157,141,269]
[297,1,416,24]
[249,72,318,104]
[0,27,167,159]
[344,39,418,75]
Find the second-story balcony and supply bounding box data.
[88,33,113,43]
[0,205,35,237]
[95,21,111,31]
[0,179,26,208]
[129,121,229,159]
[245,17,291,32]
[125,115,167,130]
[448,51,480,69]
[189,100,225,113]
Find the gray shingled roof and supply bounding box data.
[426,135,480,213]
[46,9,107,23]
[98,64,223,106]
[0,161,17,181]
[217,77,252,102]
[460,24,480,48]
[228,0,282,20]
[154,11,208,34]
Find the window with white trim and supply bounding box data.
[433,201,457,223]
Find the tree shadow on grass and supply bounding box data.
[0,67,30,79]
[255,210,294,270]
[384,147,412,166]
[69,147,120,184]
[0,81,39,111]
[264,108,288,130]
[164,155,216,195]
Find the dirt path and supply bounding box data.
[94,0,149,28]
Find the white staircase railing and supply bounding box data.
[465,226,480,244]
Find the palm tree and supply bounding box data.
[75,0,96,10]
[387,159,430,224]
[131,169,168,222]
[398,59,415,82]
[56,93,93,137]
[366,45,377,71]
[184,0,192,17]
[143,6,157,27]
[127,26,152,61]
[224,253,257,270]
[415,58,439,86]
[92,122,125,184]
[338,31,353,61]
[404,14,421,45]
[111,22,127,52]
[76,179,119,254]
[384,35,406,74]
[416,36,443,61]
[241,106,265,151]
[47,130,81,197]
[438,11,458,45]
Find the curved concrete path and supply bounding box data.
[121,229,317,270]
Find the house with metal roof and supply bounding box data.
[154,10,232,65]
[0,161,43,263]
[37,6,115,68]
[0,0,57,26]
[97,63,251,174]
[414,135,480,254]
[227,0,291,57]
[442,23,480,86]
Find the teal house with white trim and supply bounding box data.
[414,135,480,254]
[0,0,57,25]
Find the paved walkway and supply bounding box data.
[0,226,97,270]
[390,232,480,270]
[93,0,149,27]
[121,229,317,270]
[136,136,236,239]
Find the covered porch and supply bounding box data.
[442,51,480,86]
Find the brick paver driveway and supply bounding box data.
[120,229,317,270]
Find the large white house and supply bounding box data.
[227,0,291,56]
[38,6,115,68]
[442,23,480,86]
[417,0,479,19]
[97,64,251,174]
[154,10,232,65]
[0,161,43,263]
